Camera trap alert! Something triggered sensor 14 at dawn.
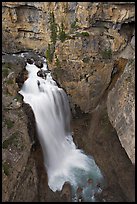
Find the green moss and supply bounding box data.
[101,48,112,59]
[58,22,67,42]
[3,62,12,70]
[2,62,14,77]
[2,132,19,149]
[74,31,90,38]
[14,94,22,102]
[2,68,9,78]
[80,32,90,37]
[3,162,10,176]
[5,119,14,129]
[71,18,79,29]
[6,79,14,85]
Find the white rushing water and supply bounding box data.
[19,59,104,202]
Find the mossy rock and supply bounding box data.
[53,68,63,80]
[3,162,10,176]
[2,132,19,149]
[45,44,55,64]
[101,48,112,59]
[71,18,79,30]
[14,94,23,102]
[58,22,68,43]
[5,119,14,129]
[2,67,9,78]
[82,56,90,63]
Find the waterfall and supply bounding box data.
[19,58,105,202]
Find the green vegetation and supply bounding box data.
[2,68,9,78]
[46,12,89,64]
[101,48,112,59]
[14,94,22,102]
[2,132,19,149]
[58,22,67,42]
[2,62,13,78]
[53,68,62,80]
[74,31,90,38]
[5,119,14,129]
[3,62,12,70]
[80,32,90,37]
[45,44,54,64]
[49,12,58,44]
[45,12,58,63]
[82,56,90,63]
[6,79,14,85]
[71,18,79,29]
[3,162,10,176]
[55,54,61,68]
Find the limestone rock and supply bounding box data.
[2,2,135,53]
[107,28,126,52]
[2,2,135,202]
[3,2,135,112]
[107,59,135,164]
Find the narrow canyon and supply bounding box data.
[2,2,135,202]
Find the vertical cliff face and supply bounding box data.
[107,59,135,164]
[2,56,37,201]
[2,2,135,202]
[2,2,135,113]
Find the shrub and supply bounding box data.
[101,48,112,59]
[80,32,90,37]
[3,162,10,176]
[49,12,58,44]
[71,18,79,29]
[45,44,54,64]
[58,22,67,42]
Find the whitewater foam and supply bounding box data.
[19,60,104,201]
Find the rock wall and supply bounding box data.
[2,2,135,113]
[2,57,35,201]
[2,2,135,53]
[107,59,135,164]
[2,2,135,202]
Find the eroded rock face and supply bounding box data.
[2,2,135,113]
[2,56,33,201]
[2,2,135,53]
[2,2,135,202]
[107,59,135,164]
